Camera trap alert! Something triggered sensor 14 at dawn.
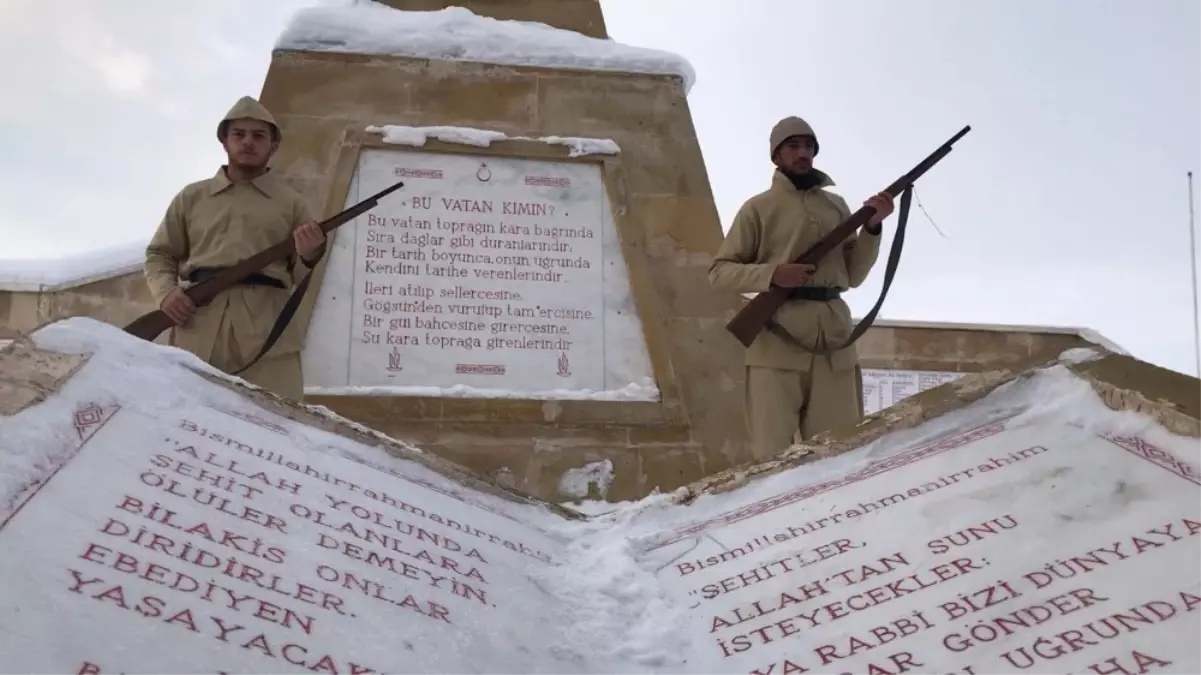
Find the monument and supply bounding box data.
[0,316,1197,673]
[255,0,749,502]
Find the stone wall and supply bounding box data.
[0,273,161,342]
[250,48,748,503]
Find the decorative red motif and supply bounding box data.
[646,416,1015,550]
[73,403,107,440]
[2,404,122,531]
[525,176,570,188]
[456,363,506,375]
[393,167,444,180]
[1101,434,1200,485]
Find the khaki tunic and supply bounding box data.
[144,167,316,399]
[709,169,882,455]
[709,169,882,372]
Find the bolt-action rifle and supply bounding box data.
[123,179,405,371]
[724,125,972,349]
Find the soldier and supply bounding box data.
[143,96,326,400]
[709,116,895,458]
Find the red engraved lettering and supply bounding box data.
[1089,650,1173,674]
[751,659,811,674]
[812,611,934,665]
[925,514,1020,555]
[1021,518,1198,593]
[354,171,602,389]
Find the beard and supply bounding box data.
[778,165,820,190]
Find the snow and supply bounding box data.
[305,377,661,401]
[275,0,697,94]
[558,459,615,500]
[1059,345,1106,364]
[0,240,145,292]
[366,123,622,157]
[0,316,1197,672]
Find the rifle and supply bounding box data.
[724,125,971,349]
[123,179,406,370]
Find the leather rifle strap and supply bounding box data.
[230,257,320,376]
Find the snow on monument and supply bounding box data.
[631,348,1200,675]
[2,318,1198,673]
[0,318,666,673]
[251,0,747,504]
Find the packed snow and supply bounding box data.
[275,0,697,94]
[366,124,622,157]
[558,459,616,500]
[0,316,1197,673]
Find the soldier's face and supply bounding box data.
[774,136,816,173]
[222,119,277,168]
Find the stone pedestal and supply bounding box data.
[259,1,750,502]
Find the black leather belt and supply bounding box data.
[187,267,287,290]
[789,286,842,301]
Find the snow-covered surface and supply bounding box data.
[367,124,622,157]
[275,0,696,93]
[558,460,615,500]
[860,315,1131,355]
[0,316,1197,672]
[306,378,661,402]
[1059,345,1107,364]
[0,241,145,292]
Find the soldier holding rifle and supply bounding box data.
[709,116,894,458]
[143,96,326,400]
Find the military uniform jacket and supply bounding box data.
[144,167,316,367]
[709,169,882,372]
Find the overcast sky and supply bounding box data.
[0,0,1198,377]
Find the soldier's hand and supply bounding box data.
[865,191,895,226]
[771,263,817,288]
[161,288,197,326]
[294,221,326,262]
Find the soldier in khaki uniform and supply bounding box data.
[144,96,326,400]
[709,116,895,458]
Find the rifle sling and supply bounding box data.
[764,184,912,355]
[229,257,320,377]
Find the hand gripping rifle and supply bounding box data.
[123,179,405,373]
[724,125,971,350]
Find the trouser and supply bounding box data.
[745,360,862,460]
[169,289,306,402]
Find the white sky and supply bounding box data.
[0,0,1198,377]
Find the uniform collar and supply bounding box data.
[771,167,836,191]
[208,165,280,198]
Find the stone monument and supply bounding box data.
[257,0,749,503]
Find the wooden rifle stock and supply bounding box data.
[123,179,406,342]
[724,125,972,348]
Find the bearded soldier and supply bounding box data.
[709,116,895,458]
[143,96,326,400]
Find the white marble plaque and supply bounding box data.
[303,148,657,399]
[643,417,1201,674]
[0,399,573,673]
[863,368,967,415]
